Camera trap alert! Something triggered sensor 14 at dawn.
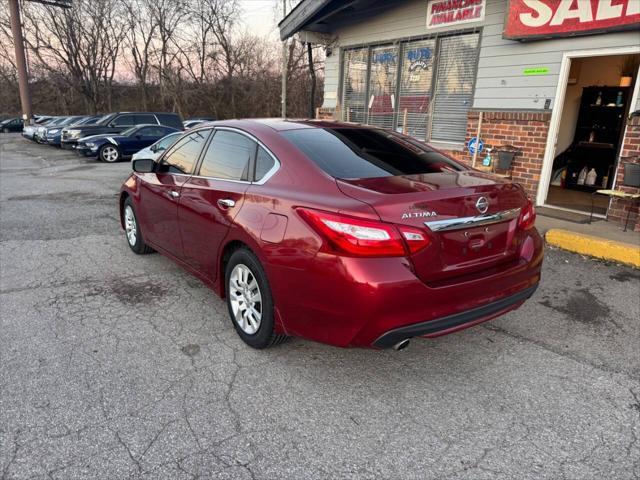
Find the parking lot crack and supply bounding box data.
[483,324,637,380]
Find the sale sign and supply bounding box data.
[504,0,640,41]
[427,0,486,29]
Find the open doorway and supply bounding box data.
[543,52,639,216]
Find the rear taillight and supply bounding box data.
[399,226,432,255]
[518,201,536,230]
[296,208,430,257]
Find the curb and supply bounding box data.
[545,229,640,268]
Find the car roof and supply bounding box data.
[131,124,164,128]
[109,112,180,115]
[202,118,368,133]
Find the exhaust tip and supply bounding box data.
[392,339,410,351]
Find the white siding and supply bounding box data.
[317,0,640,111]
[476,0,640,110]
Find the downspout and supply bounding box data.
[307,42,316,118]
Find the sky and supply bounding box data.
[239,0,285,40]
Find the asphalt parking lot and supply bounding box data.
[1,134,639,480]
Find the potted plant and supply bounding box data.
[619,56,639,87]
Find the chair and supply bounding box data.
[590,160,640,231]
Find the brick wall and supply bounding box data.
[607,115,640,232]
[441,111,551,201]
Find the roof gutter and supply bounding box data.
[278,0,333,40]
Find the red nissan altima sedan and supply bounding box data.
[119,119,542,350]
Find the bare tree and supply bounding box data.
[147,0,189,112]
[20,0,128,112]
[123,0,158,110]
[0,0,323,119]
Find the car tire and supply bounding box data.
[122,197,153,255]
[2,128,8,133]
[225,248,287,349]
[99,144,121,163]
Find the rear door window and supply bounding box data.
[282,127,463,179]
[135,114,159,125]
[111,115,136,127]
[159,129,211,174]
[139,126,170,138]
[197,130,255,181]
[156,113,183,130]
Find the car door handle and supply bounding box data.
[168,190,180,198]
[217,198,235,209]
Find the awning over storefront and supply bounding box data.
[278,0,399,40]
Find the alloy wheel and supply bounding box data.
[229,264,263,335]
[102,146,119,162]
[124,205,137,246]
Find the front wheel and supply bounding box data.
[99,144,120,163]
[225,248,287,349]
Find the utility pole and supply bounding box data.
[8,0,33,125]
[281,0,287,118]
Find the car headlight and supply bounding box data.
[85,142,96,148]
[67,130,81,137]
[49,129,59,134]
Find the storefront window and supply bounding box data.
[397,39,436,140]
[431,33,480,143]
[341,32,479,145]
[368,45,398,131]
[341,48,368,124]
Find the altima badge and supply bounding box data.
[402,211,437,219]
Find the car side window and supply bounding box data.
[159,129,211,175]
[156,134,179,150]
[198,130,255,181]
[135,114,158,125]
[139,126,165,137]
[155,113,183,129]
[111,114,136,127]
[255,146,276,182]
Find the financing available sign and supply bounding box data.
[504,0,640,41]
[426,0,486,29]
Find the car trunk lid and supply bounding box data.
[336,171,527,283]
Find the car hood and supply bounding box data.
[64,125,115,135]
[80,134,124,143]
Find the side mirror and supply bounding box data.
[132,158,155,173]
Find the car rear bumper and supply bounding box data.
[372,283,538,348]
[269,229,543,348]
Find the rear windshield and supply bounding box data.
[282,127,464,179]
